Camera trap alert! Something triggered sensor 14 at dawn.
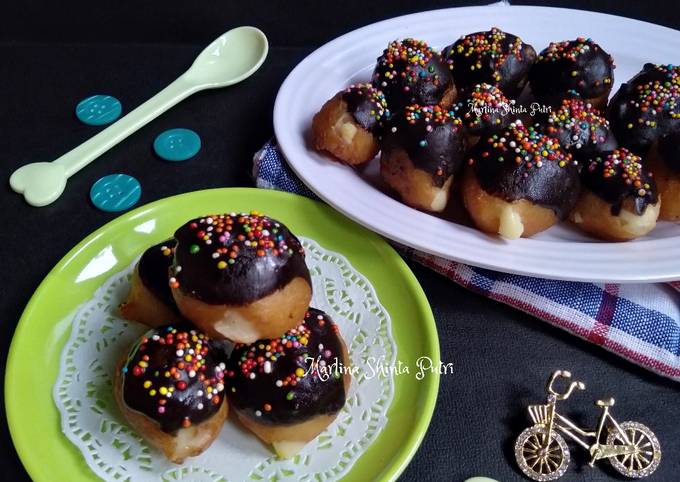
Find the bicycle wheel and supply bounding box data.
[607,421,661,478]
[515,426,570,481]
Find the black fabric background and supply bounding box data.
[1,1,679,481]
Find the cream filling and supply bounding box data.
[213,310,260,344]
[273,440,308,459]
[430,188,449,211]
[618,202,661,236]
[498,205,524,239]
[333,113,357,144]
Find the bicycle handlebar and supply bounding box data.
[547,370,586,400]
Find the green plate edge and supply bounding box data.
[5,188,440,482]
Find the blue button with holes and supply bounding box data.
[76,95,122,126]
[90,174,141,212]
[153,128,201,162]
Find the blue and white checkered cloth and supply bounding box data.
[253,140,680,381]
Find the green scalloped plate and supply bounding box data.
[6,188,439,482]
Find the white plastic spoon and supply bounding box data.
[10,26,268,207]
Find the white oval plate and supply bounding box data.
[274,5,680,283]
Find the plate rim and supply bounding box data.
[274,4,680,283]
[5,187,440,482]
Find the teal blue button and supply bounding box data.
[153,128,201,161]
[90,174,141,212]
[76,95,122,126]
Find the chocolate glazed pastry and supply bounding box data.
[170,212,313,343]
[454,83,514,145]
[312,83,390,166]
[226,308,350,458]
[380,104,466,212]
[113,324,228,463]
[608,63,680,154]
[120,240,182,327]
[570,148,660,241]
[462,121,580,239]
[544,97,617,161]
[443,27,536,99]
[529,38,614,110]
[372,38,456,110]
[645,131,680,220]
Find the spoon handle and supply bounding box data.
[55,75,198,177]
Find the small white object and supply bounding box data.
[10,26,268,207]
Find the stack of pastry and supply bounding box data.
[118,212,351,462]
[312,29,678,241]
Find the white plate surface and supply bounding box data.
[274,5,680,283]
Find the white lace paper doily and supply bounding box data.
[53,237,396,482]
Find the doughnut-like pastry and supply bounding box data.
[443,28,536,98]
[312,83,390,166]
[170,213,312,343]
[644,132,680,221]
[529,38,614,110]
[372,38,456,110]
[120,240,182,327]
[454,83,514,145]
[608,63,680,154]
[569,148,659,241]
[226,308,350,458]
[544,97,617,161]
[114,324,228,463]
[380,104,466,212]
[462,121,580,239]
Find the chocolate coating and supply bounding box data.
[341,83,390,134]
[544,97,617,160]
[469,121,581,218]
[454,83,514,138]
[443,28,536,98]
[226,308,347,425]
[582,148,658,216]
[529,38,614,104]
[372,38,454,110]
[172,213,311,306]
[608,63,680,154]
[658,131,680,174]
[138,239,178,311]
[383,104,467,186]
[120,324,226,434]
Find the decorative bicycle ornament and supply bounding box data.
[515,370,661,480]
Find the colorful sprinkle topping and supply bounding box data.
[160,244,174,258]
[459,83,512,129]
[532,38,613,96]
[343,83,390,123]
[547,98,609,148]
[233,323,311,384]
[539,37,594,62]
[588,148,653,197]
[404,104,462,127]
[374,38,448,89]
[227,309,345,419]
[626,64,680,126]
[171,212,300,284]
[345,84,388,114]
[122,325,225,432]
[451,28,523,81]
[469,120,575,171]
